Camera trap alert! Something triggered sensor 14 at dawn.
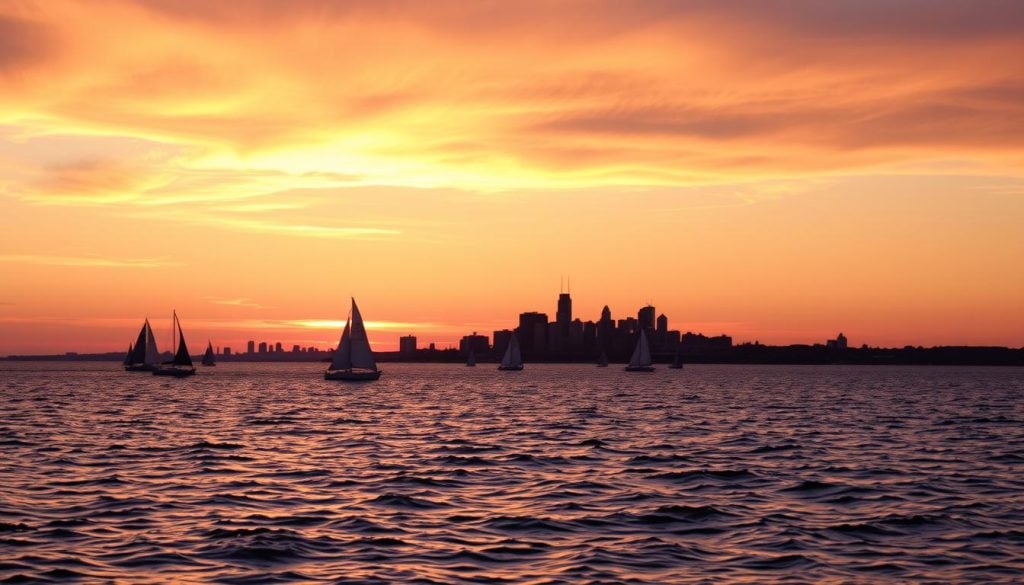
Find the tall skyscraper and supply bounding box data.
[638,305,656,331]
[517,312,548,354]
[399,335,417,355]
[247,340,255,354]
[556,293,572,336]
[598,305,614,354]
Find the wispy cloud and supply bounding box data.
[205,297,271,309]
[0,254,178,268]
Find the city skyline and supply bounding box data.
[2,2,1023,354]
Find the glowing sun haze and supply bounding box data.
[1,0,1022,354]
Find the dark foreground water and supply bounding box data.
[1,363,1022,583]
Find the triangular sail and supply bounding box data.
[130,324,148,364]
[629,330,652,367]
[347,299,377,370]
[327,298,378,374]
[123,343,133,365]
[202,342,215,365]
[330,320,352,370]
[143,321,160,366]
[501,335,522,368]
[172,314,193,366]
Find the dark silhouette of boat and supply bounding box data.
[201,342,216,366]
[325,298,382,381]
[625,329,655,372]
[669,348,683,369]
[498,334,523,371]
[124,319,159,372]
[153,311,196,377]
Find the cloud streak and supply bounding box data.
[0,254,178,268]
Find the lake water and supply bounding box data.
[1,362,1022,583]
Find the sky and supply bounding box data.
[1,0,1023,355]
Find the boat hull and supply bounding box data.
[325,369,382,381]
[124,364,158,372]
[624,366,656,372]
[497,365,524,371]
[153,366,196,377]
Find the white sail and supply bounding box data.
[629,329,652,368]
[144,321,160,366]
[329,298,377,372]
[330,320,353,370]
[501,335,523,368]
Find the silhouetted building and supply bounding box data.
[665,331,680,352]
[292,344,300,353]
[556,293,572,336]
[517,312,548,355]
[598,305,614,355]
[568,318,584,354]
[826,333,849,350]
[680,333,732,353]
[583,320,598,355]
[638,305,655,331]
[399,335,417,355]
[247,340,255,354]
[258,342,267,353]
[493,329,513,360]
[656,313,668,350]
[547,322,563,354]
[223,347,231,356]
[460,332,489,357]
[275,342,283,353]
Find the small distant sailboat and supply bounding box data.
[625,329,655,372]
[498,335,523,371]
[201,341,216,366]
[325,298,382,381]
[123,343,133,367]
[597,350,609,367]
[466,348,476,367]
[669,348,684,369]
[153,311,196,377]
[125,319,160,372]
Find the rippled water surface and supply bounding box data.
[1,363,1023,583]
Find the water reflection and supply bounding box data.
[1,363,1022,582]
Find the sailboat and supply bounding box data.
[498,334,523,371]
[153,311,196,377]
[625,329,655,372]
[123,343,133,367]
[201,341,216,366]
[125,319,160,371]
[669,348,684,369]
[597,350,609,367]
[325,298,382,381]
[466,348,476,367]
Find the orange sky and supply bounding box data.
[1,1,1023,354]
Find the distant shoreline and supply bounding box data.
[4,345,1023,366]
